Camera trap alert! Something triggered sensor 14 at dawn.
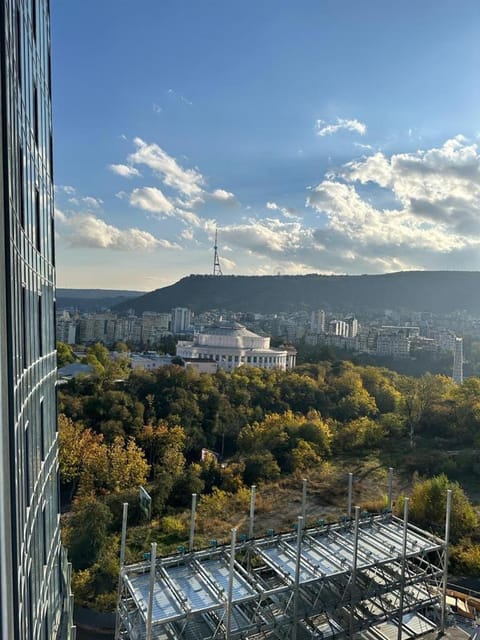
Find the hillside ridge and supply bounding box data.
[112,271,480,315]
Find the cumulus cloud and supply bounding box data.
[304,136,480,271]
[201,136,480,275]
[316,117,367,137]
[109,164,141,178]
[129,186,175,214]
[209,189,237,204]
[129,138,204,198]
[57,213,179,251]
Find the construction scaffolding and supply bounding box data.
[116,507,447,640]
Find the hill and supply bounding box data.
[113,271,480,315]
[57,289,142,313]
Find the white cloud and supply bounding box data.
[82,196,103,209]
[129,138,204,198]
[109,163,141,178]
[58,185,76,195]
[54,207,67,223]
[129,186,175,214]
[181,228,194,241]
[209,189,237,204]
[265,201,301,220]
[219,256,236,271]
[57,213,176,251]
[304,135,480,270]
[315,117,367,137]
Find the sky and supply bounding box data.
[52,0,480,291]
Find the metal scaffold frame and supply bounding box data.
[116,503,447,640]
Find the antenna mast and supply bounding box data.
[213,228,223,276]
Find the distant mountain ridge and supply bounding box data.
[112,272,480,315]
[57,289,142,313]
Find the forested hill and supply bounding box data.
[113,271,480,315]
[57,289,142,313]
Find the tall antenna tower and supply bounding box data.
[213,228,223,276]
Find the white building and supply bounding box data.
[176,323,296,371]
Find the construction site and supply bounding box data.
[114,475,465,640]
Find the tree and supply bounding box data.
[57,341,75,368]
[407,474,477,543]
[107,436,150,492]
[66,494,112,570]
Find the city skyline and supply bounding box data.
[52,1,480,291]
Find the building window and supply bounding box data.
[33,84,39,145]
[35,188,41,250]
[16,9,22,85]
[38,295,43,356]
[32,0,37,41]
[19,145,25,226]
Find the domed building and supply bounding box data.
[176,323,296,371]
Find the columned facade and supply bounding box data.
[177,323,296,371]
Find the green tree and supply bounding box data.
[66,494,113,570]
[57,341,75,368]
[407,474,477,543]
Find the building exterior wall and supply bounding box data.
[0,1,70,637]
[177,325,292,371]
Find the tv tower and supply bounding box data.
[213,228,223,276]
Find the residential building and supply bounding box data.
[0,1,73,638]
[176,323,296,371]
[171,307,192,334]
[452,336,464,384]
[310,309,325,334]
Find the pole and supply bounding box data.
[226,528,237,640]
[146,542,157,640]
[441,489,452,634]
[388,467,394,511]
[114,503,128,640]
[293,516,303,640]
[249,485,256,539]
[348,473,353,519]
[301,478,308,523]
[350,506,360,639]
[189,493,197,552]
[397,498,409,640]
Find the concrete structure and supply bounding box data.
[0,1,73,637]
[177,323,296,371]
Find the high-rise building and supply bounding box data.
[171,307,192,334]
[310,309,325,334]
[0,1,72,638]
[452,336,464,384]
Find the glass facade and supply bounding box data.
[0,1,71,638]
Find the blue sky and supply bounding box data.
[52,0,480,290]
